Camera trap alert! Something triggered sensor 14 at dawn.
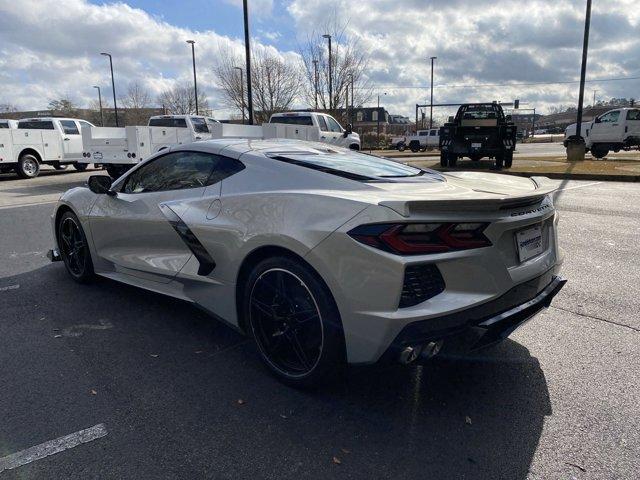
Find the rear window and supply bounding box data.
[270,115,313,126]
[190,117,210,133]
[270,151,434,181]
[627,110,640,121]
[0,122,9,129]
[18,120,55,130]
[149,117,188,128]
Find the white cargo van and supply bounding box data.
[0,117,94,178]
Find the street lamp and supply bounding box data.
[312,59,319,110]
[243,0,254,124]
[100,52,118,127]
[186,40,199,115]
[322,34,332,110]
[234,66,245,123]
[377,92,387,148]
[350,74,354,126]
[93,86,104,126]
[429,56,437,129]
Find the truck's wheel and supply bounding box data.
[16,154,40,179]
[420,147,427,152]
[73,162,89,171]
[504,151,513,169]
[440,152,449,167]
[410,142,420,153]
[53,162,68,171]
[398,142,406,152]
[494,155,504,170]
[591,147,609,159]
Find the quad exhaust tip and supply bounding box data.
[399,340,443,364]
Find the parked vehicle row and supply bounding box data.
[0,117,92,178]
[563,107,640,158]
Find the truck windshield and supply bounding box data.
[627,110,640,121]
[270,116,313,126]
[190,118,210,133]
[149,118,188,128]
[18,121,54,129]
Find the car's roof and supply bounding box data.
[19,117,90,122]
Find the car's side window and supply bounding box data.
[628,110,640,121]
[599,111,620,123]
[317,116,329,132]
[123,151,216,194]
[121,151,245,194]
[60,120,80,135]
[325,116,343,133]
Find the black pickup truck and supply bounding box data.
[439,103,517,170]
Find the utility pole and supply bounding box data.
[312,59,319,110]
[186,40,198,115]
[377,92,386,148]
[93,86,104,126]
[100,52,118,127]
[350,74,354,125]
[233,67,245,123]
[575,0,592,146]
[323,34,332,110]
[429,56,437,129]
[243,0,254,124]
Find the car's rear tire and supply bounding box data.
[73,162,89,171]
[16,154,40,179]
[448,153,458,167]
[57,211,95,284]
[439,152,448,167]
[398,142,406,151]
[494,154,504,170]
[591,146,609,159]
[242,255,346,388]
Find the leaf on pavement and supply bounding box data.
[90,389,97,395]
[332,456,342,465]
[237,399,246,405]
[465,416,472,425]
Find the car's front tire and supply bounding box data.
[242,255,346,387]
[16,154,40,179]
[57,211,95,283]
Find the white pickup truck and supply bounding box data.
[81,115,220,178]
[268,112,361,150]
[392,129,439,152]
[564,107,640,158]
[82,115,351,178]
[0,117,94,178]
[0,119,18,129]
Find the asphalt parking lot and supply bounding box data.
[1,169,639,479]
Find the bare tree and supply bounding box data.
[0,103,19,113]
[213,45,301,122]
[157,83,209,115]
[48,97,78,115]
[120,81,152,109]
[298,17,373,121]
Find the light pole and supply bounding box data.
[312,59,319,110]
[243,0,254,124]
[186,40,199,115]
[93,86,104,126]
[429,56,437,129]
[100,52,118,127]
[377,92,387,148]
[322,34,332,110]
[350,74,354,126]
[573,0,592,158]
[234,66,245,123]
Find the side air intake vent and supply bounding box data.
[399,264,446,308]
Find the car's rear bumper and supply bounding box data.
[378,270,566,364]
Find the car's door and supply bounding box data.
[323,115,345,146]
[58,120,83,161]
[590,110,620,142]
[88,150,223,283]
[624,109,640,139]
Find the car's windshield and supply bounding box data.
[271,151,434,181]
[0,122,9,128]
[190,117,210,133]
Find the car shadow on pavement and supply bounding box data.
[0,264,551,480]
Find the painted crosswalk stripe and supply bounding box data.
[0,424,107,473]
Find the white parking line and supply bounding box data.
[556,181,602,191]
[0,424,107,473]
[0,284,20,292]
[0,200,58,210]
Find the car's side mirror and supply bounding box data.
[344,123,353,136]
[594,116,601,123]
[88,175,115,196]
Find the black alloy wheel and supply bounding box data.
[58,211,94,283]
[244,256,345,387]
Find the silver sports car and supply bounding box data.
[49,139,565,386]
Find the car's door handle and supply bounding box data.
[321,136,326,139]
[195,136,202,140]
[63,138,70,141]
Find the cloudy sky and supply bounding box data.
[0,0,638,119]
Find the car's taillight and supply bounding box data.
[348,222,492,255]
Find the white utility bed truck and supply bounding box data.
[268,112,360,150]
[583,107,640,158]
[81,115,221,178]
[83,113,360,179]
[393,129,439,152]
[0,117,94,178]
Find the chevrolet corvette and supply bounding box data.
[49,139,565,386]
